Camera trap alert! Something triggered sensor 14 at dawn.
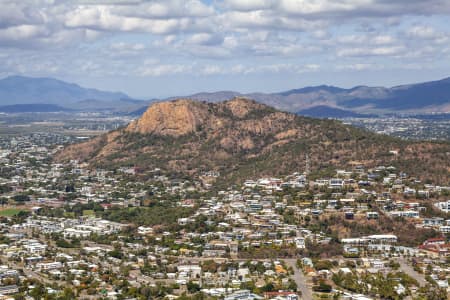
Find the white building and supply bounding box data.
[435,200,450,213]
[36,262,63,271]
[63,228,91,238]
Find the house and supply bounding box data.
[367,234,397,244]
[294,237,305,249]
[264,292,298,300]
[435,200,450,213]
[329,178,344,189]
[178,218,192,226]
[389,210,419,218]
[63,228,91,238]
[423,217,444,227]
[177,265,201,279]
[342,234,397,245]
[344,246,359,255]
[422,237,446,246]
[439,226,450,233]
[366,212,379,220]
[395,284,406,295]
[345,212,354,220]
[36,262,63,271]
[225,290,263,300]
[22,242,47,254]
[419,238,450,257]
[0,268,18,279]
[203,249,226,257]
[0,285,19,295]
[137,226,153,235]
[436,280,448,289]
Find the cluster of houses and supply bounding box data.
[0,133,449,299]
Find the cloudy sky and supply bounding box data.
[1,0,450,98]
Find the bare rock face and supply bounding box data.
[124,97,282,137]
[223,97,266,118]
[126,99,209,136]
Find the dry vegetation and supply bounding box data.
[55,98,450,185]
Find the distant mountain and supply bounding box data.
[3,75,450,115]
[166,91,242,102]
[55,98,450,185]
[0,76,132,105]
[280,85,347,96]
[342,77,450,111]
[129,105,152,117]
[165,77,450,115]
[0,103,72,113]
[0,75,152,113]
[297,105,375,118]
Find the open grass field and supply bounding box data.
[82,210,95,216]
[64,212,75,218]
[0,207,27,217]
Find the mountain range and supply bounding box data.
[0,76,149,113]
[1,75,450,115]
[55,98,450,185]
[169,77,450,115]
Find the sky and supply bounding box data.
[1,0,450,99]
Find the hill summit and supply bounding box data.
[124,97,288,138]
[56,98,450,184]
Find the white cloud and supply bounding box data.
[138,64,192,76]
[372,35,395,45]
[200,65,223,75]
[337,45,405,57]
[1,0,450,83]
[185,33,223,46]
[278,0,372,15]
[0,1,46,28]
[407,25,440,39]
[0,25,48,40]
[336,63,380,71]
[65,6,184,34]
[224,0,274,11]
[110,42,146,51]
[406,25,450,44]
[117,0,215,18]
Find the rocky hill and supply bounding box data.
[55,98,450,184]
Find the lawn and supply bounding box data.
[0,208,27,217]
[64,212,75,218]
[82,210,95,216]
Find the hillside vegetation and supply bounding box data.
[55,98,450,184]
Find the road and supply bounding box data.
[398,257,427,287]
[284,259,312,300]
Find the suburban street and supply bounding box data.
[398,257,427,287]
[284,259,312,300]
